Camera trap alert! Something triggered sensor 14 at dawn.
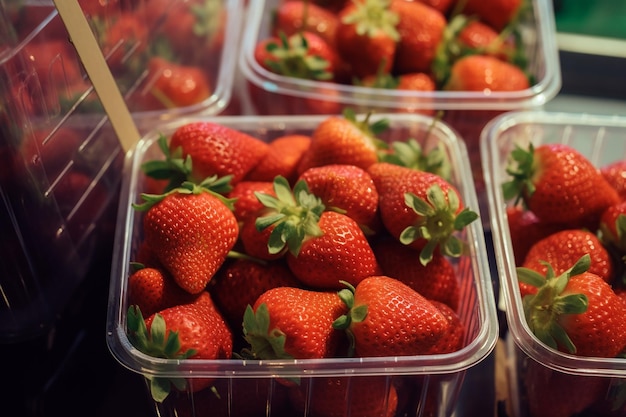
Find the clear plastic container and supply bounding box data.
[482,111,626,417]
[107,113,499,417]
[238,0,561,206]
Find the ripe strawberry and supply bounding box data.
[367,162,478,265]
[298,109,389,172]
[518,254,626,357]
[273,0,340,48]
[378,138,451,181]
[23,40,82,90]
[334,276,450,357]
[358,71,436,115]
[390,0,446,74]
[458,0,523,31]
[372,237,460,310]
[600,200,626,253]
[425,300,465,354]
[601,159,626,200]
[226,180,275,223]
[286,210,382,289]
[417,0,453,14]
[128,265,199,317]
[245,134,311,185]
[239,213,287,261]
[443,54,529,92]
[243,286,348,359]
[95,12,147,73]
[126,291,233,401]
[520,229,614,298]
[167,121,270,185]
[129,57,211,111]
[289,376,399,417]
[135,180,239,294]
[505,205,563,266]
[502,143,620,229]
[210,258,301,329]
[298,164,380,232]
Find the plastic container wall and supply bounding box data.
[107,113,499,417]
[482,111,626,417]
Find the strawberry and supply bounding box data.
[128,265,199,317]
[600,200,626,253]
[289,376,399,417]
[390,0,446,74]
[518,254,626,357]
[502,142,620,229]
[134,180,239,294]
[443,54,529,92]
[131,57,212,111]
[18,126,82,180]
[372,237,460,310]
[520,230,614,298]
[367,162,478,265]
[505,205,563,266]
[601,159,626,200]
[334,276,450,356]
[126,291,233,401]
[416,0,453,14]
[378,138,451,181]
[458,0,523,31]
[210,258,301,329]
[335,0,399,78]
[298,164,380,232]
[23,40,82,90]
[226,180,275,223]
[94,12,147,73]
[239,213,287,261]
[243,286,348,359]
[425,300,465,354]
[298,109,389,172]
[273,0,340,48]
[167,121,270,185]
[245,134,311,185]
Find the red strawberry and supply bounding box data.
[367,162,478,265]
[298,164,380,232]
[372,237,460,310]
[286,210,382,289]
[518,254,626,357]
[126,291,233,401]
[521,229,614,298]
[289,376,399,417]
[132,57,212,111]
[95,12,147,73]
[505,205,563,266]
[443,54,529,92]
[360,71,436,93]
[135,181,239,294]
[128,265,199,317]
[334,275,450,356]
[600,200,626,253]
[167,121,270,185]
[502,142,620,229]
[601,159,626,200]
[458,0,523,31]
[210,258,301,329]
[335,0,399,79]
[425,300,465,354]
[243,286,348,359]
[416,0,453,13]
[239,213,286,261]
[245,134,311,184]
[390,0,446,74]
[226,180,275,223]
[273,0,340,48]
[298,109,389,172]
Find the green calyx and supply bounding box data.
[242,303,294,360]
[343,107,390,148]
[332,281,368,357]
[518,254,591,354]
[400,184,478,265]
[254,176,326,257]
[126,305,197,402]
[379,138,451,182]
[132,176,236,212]
[264,32,332,80]
[141,134,193,191]
[190,0,222,38]
[341,0,400,42]
[502,142,537,206]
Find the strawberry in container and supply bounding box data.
[107,111,498,417]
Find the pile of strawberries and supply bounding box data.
[124,110,480,409]
[249,0,530,113]
[502,142,626,417]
